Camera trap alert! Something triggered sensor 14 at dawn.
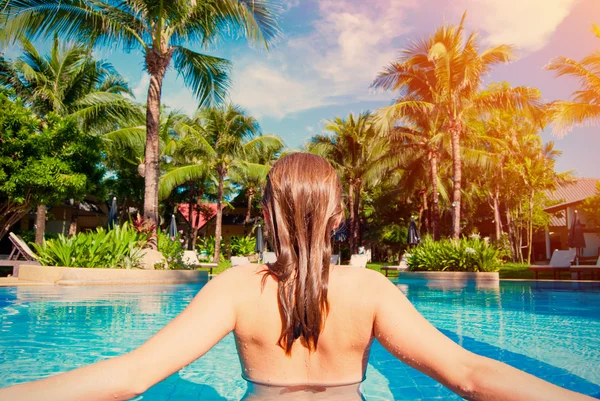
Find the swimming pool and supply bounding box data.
[1,279,599,400]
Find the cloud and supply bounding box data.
[460,0,579,52]
[229,0,417,118]
[131,73,150,101]
[281,0,300,12]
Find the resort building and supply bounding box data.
[534,178,600,262]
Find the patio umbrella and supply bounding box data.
[407,217,421,247]
[107,197,118,230]
[168,214,178,239]
[568,211,586,264]
[255,224,264,253]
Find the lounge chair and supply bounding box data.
[381,254,410,277]
[262,252,277,264]
[0,233,41,277]
[182,250,218,274]
[570,256,600,280]
[330,254,340,265]
[231,256,251,267]
[529,249,576,280]
[349,254,368,268]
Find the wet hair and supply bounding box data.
[261,153,343,355]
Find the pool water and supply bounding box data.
[1,279,599,400]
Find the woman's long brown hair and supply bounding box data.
[261,153,343,355]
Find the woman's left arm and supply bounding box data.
[0,268,240,401]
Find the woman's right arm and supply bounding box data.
[370,272,595,401]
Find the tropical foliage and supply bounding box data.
[1,0,281,240]
[408,236,504,272]
[32,222,145,268]
[230,235,257,257]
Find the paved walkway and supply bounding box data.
[0,277,51,287]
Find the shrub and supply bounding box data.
[230,236,256,256]
[196,236,225,262]
[156,230,185,269]
[408,235,503,272]
[20,230,59,245]
[32,222,145,268]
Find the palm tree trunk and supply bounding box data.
[449,121,462,239]
[505,207,516,261]
[527,191,534,264]
[191,189,204,250]
[143,49,172,249]
[493,187,503,241]
[187,186,195,250]
[348,183,355,253]
[245,188,255,235]
[429,152,440,241]
[421,190,430,234]
[68,201,79,237]
[213,167,225,263]
[35,204,46,244]
[353,180,361,253]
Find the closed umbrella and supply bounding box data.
[568,211,586,264]
[255,224,264,253]
[169,214,178,239]
[407,217,421,247]
[107,197,118,230]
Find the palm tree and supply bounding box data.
[3,36,135,241]
[373,13,543,238]
[545,30,600,135]
[308,112,389,253]
[2,0,281,244]
[378,102,448,240]
[165,104,283,262]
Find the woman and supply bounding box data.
[0,153,594,401]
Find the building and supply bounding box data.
[535,178,600,262]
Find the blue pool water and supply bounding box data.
[1,279,599,400]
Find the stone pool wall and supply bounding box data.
[16,265,208,286]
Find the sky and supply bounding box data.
[5,0,600,177]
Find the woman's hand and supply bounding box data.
[0,268,241,401]
[370,271,596,401]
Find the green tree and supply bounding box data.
[308,112,390,253]
[545,30,600,135]
[581,183,600,231]
[373,13,543,239]
[2,0,281,244]
[163,104,283,261]
[2,36,134,241]
[0,93,103,241]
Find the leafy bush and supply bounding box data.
[230,236,256,256]
[408,235,503,272]
[156,230,185,269]
[32,222,145,268]
[196,236,225,262]
[20,230,59,245]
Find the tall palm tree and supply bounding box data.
[545,31,600,135]
[165,104,283,262]
[373,13,543,238]
[378,102,448,240]
[308,112,389,253]
[3,36,135,241]
[2,0,281,244]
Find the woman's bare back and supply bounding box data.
[234,264,376,387]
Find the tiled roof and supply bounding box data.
[544,178,599,212]
[549,215,566,227]
[177,203,217,229]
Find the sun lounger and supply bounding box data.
[262,252,277,264]
[570,256,600,280]
[231,256,251,267]
[0,233,41,277]
[330,254,339,265]
[529,249,576,280]
[182,251,217,274]
[349,254,368,268]
[381,254,410,277]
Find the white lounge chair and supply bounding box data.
[381,253,411,277]
[570,255,600,280]
[0,233,41,277]
[262,252,277,264]
[349,254,368,268]
[231,256,251,266]
[529,249,576,280]
[182,250,218,274]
